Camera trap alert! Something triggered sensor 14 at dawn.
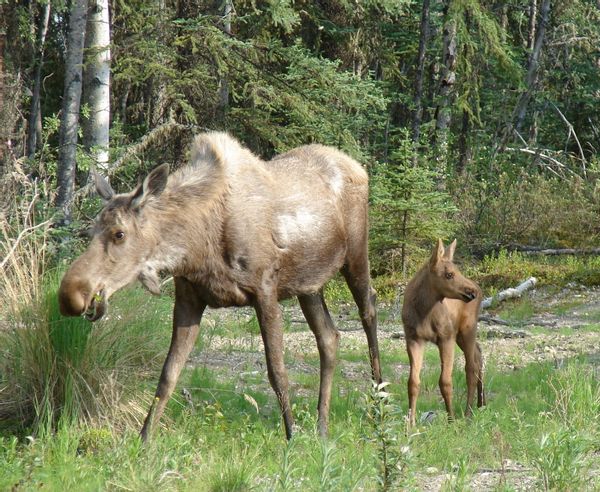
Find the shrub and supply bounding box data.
[455,171,600,255]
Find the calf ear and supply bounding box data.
[444,239,457,261]
[131,163,170,208]
[93,170,115,201]
[429,238,445,269]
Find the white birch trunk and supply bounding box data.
[56,0,88,223]
[83,0,110,171]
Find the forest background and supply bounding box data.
[1,0,599,273]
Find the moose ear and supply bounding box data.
[93,170,115,202]
[444,239,457,261]
[131,163,170,209]
[429,238,445,269]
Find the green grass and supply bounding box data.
[0,274,172,436]
[3,255,600,490]
[2,352,598,491]
[497,298,536,323]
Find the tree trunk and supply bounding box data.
[498,3,508,41]
[513,0,550,134]
[411,0,430,145]
[0,21,6,170]
[83,0,111,172]
[433,0,457,185]
[457,109,471,174]
[27,1,51,160]
[494,0,549,157]
[56,0,88,224]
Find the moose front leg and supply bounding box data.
[298,292,340,437]
[437,337,456,421]
[406,337,425,427]
[254,293,294,440]
[140,277,205,441]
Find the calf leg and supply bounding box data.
[299,292,340,437]
[254,292,294,440]
[456,332,479,417]
[406,338,425,426]
[341,263,381,384]
[141,277,205,441]
[457,332,486,416]
[437,338,456,421]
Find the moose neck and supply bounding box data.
[412,266,446,316]
[144,173,228,278]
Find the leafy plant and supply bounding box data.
[531,430,591,492]
[363,381,413,491]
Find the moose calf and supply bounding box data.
[401,239,485,426]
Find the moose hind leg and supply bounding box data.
[456,332,479,417]
[299,292,340,437]
[255,294,294,440]
[341,262,381,383]
[140,277,205,441]
[476,342,486,407]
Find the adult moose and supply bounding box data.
[59,132,381,440]
[402,239,485,426]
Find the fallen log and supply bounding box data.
[511,246,600,256]
[480,277,537,310]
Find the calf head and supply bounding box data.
[58,164,170,321]
[428,239,479,303]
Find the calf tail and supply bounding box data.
[476,342,486,407]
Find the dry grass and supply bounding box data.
[0,170,167,434]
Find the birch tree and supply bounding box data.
[495,0,550,153]
[514,0,550,134]
[83,0,111,171]
[56,0,88,223]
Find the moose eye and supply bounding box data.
[114,231,125,241]
[445,272,454,280]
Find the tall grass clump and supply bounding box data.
[0,177,169,435]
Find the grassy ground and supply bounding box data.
[1,253,600,491]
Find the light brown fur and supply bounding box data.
[401,239,485,426]
[59,132,381,440]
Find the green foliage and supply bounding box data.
[370,130,458,274]
[531,430,591,492]
[469,249,600,291]
[363,381,413,491]
[455,169,600,255]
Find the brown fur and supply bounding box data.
[401,239,485,426]
[59,132,381,440]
